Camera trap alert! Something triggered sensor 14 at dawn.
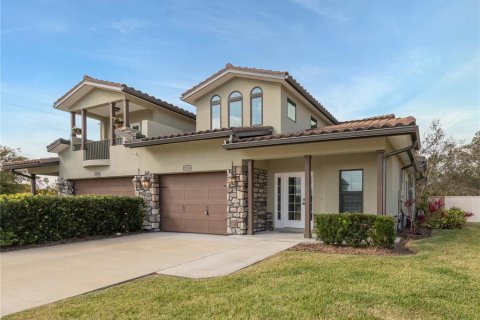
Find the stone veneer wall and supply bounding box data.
[253,168,269,232]
[226,166,269,235]
[227,166,248,235]
[132,174,160,231]
[57,177,74,196]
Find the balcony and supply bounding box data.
[79,138,122,167]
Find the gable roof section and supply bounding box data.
[54,75,196,119]
[223,114,418,149]
[181,63,338,124]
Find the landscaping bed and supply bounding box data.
[289,239,414,256]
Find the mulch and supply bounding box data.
[0,231,143,252]
[289,229,433,256]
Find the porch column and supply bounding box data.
[123,99,130,128]
[376,150,385,215]
[30,174,36,195]
[81,109,87,150]
[304,155,312,238]
[70,112,76,136]
[247,159,254,235]
[109,102,116,145]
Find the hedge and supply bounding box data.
[314,213,396,248]
[0,194,145,248]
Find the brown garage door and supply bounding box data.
[160,172,227,235]
[74,177,134,196]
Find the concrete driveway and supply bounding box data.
[1,232,302,316]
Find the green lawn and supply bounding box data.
[6,224,480,320]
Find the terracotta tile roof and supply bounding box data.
[232,114,416,143]
[54,75,196,119]
[124,126,273,148]
[180,63,338,124]
[1,157,60,170]
[181,63,288,98]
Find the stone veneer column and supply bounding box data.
[227,165,248,235]
[132,174,160,232]
[253,168,269,232]
[56,177,74,196]
[226,166,269,235]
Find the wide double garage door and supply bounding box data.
[160,172,227,235]
[74,177,135,196]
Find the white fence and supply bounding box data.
[442,196,480,222]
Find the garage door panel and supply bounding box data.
[184,189,209,202]
[160,172,227,235]
[208,189,227,203]
[161,190,184,203]
[206,204,227,218]
[74,177,134,196]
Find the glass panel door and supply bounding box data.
[284,174,304,228]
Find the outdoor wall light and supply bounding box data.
[141,171,151,189]
[227,162,236,186]
[227,170,236,185]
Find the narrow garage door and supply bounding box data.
[74,177,134,196]
[160,172,227,235]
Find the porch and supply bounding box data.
[230,150,390,239]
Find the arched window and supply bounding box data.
[250,87,263,125]
[228,91,243,127]
[210,95,221,129]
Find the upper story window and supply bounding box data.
[210,95,221,129]
[340,169,363,213]
[287,98,296,122]
[228,91,243,127]
[310,117,318,129]
[250,87,263,126]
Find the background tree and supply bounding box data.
[418,121,480,197]
[0,146,58,195]
[0,146,29,194]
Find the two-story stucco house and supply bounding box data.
[2,64,425,237]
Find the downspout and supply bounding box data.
[383,140,418,215]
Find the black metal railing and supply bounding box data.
[84,140,110,160]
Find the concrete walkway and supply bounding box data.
[1,232,303,316]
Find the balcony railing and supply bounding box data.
[84,140,110,160]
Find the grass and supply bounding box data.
[6,224,480,320]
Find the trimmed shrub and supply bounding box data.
[0,194,145,248]
[424,207,467,230]
[314,213,396,248]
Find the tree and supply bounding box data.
[0,146,29,194]
[418,121,480,197]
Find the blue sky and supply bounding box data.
[1,0,479,158]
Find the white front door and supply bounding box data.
[274,172,305,229]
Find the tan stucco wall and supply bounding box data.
[280,86,329,133]
[68,88,125,112]
[265,152,378,216]
[386,155,401,215]
[59,137,389,180]
[194,77,282,132]
[194,76,334,134]
[141,120,184,137]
